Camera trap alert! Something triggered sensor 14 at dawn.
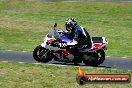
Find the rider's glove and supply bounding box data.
[74,35,78,41]
[72,39,78,44]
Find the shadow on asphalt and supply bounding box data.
[51,62,111,69]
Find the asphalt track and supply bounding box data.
[0,50,132,70]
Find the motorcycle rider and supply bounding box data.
[65,18,92,65]
[65,18,92,49]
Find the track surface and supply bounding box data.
[0,50,132,70]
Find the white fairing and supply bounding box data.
[41,34,61,51]
[102,37,108,44]
[41,31,78,51]
[41,34,49,48]
[41,30,108,52]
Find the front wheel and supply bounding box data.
[33,45,53,63]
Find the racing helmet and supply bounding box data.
[65,18,77,31]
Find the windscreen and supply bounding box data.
[47,29,62,38]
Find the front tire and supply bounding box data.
[33,45,52,63]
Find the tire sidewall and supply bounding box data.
[33,45,52,63]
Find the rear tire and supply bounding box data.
[83,49,105,66]
[97,49,105,65]
[83,55,98,66]
[33,45,52,63]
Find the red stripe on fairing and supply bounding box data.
[93,43,104,49]
[47,39,56,43]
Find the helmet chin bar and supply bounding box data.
[66,26,73,31]
[66,27,70,31]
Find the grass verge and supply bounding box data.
[0,61,131,88]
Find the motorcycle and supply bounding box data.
[33,23,108,66]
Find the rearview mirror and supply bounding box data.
[54,23,57,28]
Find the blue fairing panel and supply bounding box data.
[60,34,73,43]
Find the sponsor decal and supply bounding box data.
[76,67,131,85]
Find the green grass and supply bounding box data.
[0,1,132,88]
[0,61,131,88]
[0,0,132,58]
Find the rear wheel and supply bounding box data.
[97,49,105,65]
[33,45,53,63]
[83,49,105,66]
[83,54,98,66]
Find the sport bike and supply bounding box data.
[33,23,108,66]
